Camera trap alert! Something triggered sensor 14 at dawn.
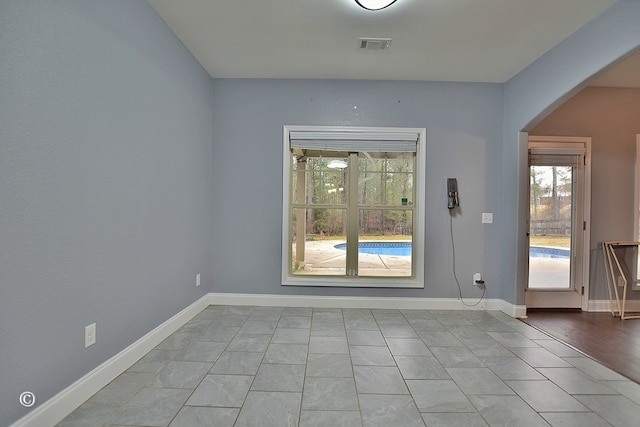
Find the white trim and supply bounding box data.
[208,292,525,317]
[281,278,424,289]
[282,125,426,289]
[587,299,640,313]
[633,134,640,290]
[10,295,210,427]
[528,136,592,144]
[634,134,640,244]
[498,301,528,318]
[583,138,593,309]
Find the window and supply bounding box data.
[282,126,425,288]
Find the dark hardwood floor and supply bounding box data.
[521,309,640,384]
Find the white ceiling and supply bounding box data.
[147,0,638,86]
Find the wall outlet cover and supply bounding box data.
[85,323,96,348]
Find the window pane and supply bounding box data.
[358,209,413,277]
[292,156,348,206]
[291,208,347,276]
[358,152,414,206]
[528,165,572,289]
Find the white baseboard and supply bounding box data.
[588,299,640,313]
[497,300,528,318]
[208,293,525,317]
[11,295,210,427]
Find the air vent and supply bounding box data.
[359,38,391,51]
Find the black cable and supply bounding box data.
[449,213,485,307]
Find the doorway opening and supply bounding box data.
[526,136,591,309]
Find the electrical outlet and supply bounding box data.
[85,323,96,348]
[196,273,201,287]
[473,272,485,287]
[481,213,493,224]
[617,276,625,287]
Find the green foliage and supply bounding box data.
[293,151,415,237]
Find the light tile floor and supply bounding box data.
[57,306,640,427]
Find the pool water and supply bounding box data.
[334,242,412,256]
[529,246,570,259]
[333,243,568,259]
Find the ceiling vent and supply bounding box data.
[359,38,391,51]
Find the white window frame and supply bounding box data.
[281,125,426,288]
[633,134,640,289]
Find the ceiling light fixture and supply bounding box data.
[355,0,397,11]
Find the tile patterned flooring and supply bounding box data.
[57,306,640,427]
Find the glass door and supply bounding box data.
[526,142,586,308]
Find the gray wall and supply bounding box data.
[0,1,213,424]
[502,0,640,305]
[531,87,640,300]
[3,0,640,425]
[210,79,504,299]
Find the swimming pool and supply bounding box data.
[334,242,412,256]
[334,243,568,258]
[530,246,570,259]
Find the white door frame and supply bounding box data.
[635,134,640,244]
[525,136,592,311]
[633,134,640,290]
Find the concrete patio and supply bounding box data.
[292,240,412,277]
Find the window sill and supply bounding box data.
[282,277,424,288]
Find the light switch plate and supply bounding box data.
[482,213,493,224]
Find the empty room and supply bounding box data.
[2,1,640,426]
